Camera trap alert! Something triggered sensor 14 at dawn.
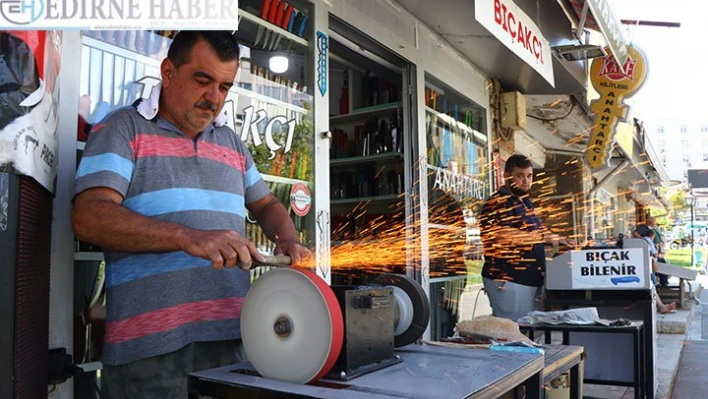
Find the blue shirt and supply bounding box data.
[479,186,546,287]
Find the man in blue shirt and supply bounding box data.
[479,154,573,322]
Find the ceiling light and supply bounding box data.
[269,54,289,74]
[552,44,607,62]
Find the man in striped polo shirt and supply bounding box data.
[72,31,310,398]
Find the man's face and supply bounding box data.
[647,217,657,227]
[505,166,533,194]
[160,40,238,138]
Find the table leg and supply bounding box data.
[680,278,686,307]
[634,329,641,399]
[524,371,543,399]
[569,362,581,399]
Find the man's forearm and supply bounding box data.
[254,199,299,245]
[73,198,188,253]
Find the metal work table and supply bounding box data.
[520,323,645,399]
[188,344,544,399]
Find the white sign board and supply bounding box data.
[475,0,555,87]
[0,0,239,30]
[570,248,646,289]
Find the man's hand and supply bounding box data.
[544,233,575,248]
[558,238,575,248]
[274,239,312,266]
[177,229,265,270]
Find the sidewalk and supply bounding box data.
[581,275,707,399]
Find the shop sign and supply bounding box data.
[585,0,629,70]
[475,0,554,87]
[238,105,297,160]
[432,166,485,201]
[0,0,239,30]
[290,182,311,216]
[570,248,645,289]
[316,30,328,97]
[586,45,646,171]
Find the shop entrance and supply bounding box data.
[326,18,414,286]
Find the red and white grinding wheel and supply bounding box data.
[241,268,344,384]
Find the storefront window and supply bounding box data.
[424,74,489,339]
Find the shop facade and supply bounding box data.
[1,1,619,397]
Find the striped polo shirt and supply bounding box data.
[74,87,270,366]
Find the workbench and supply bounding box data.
[187,344,545,399]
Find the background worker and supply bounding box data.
[479,154,574,322]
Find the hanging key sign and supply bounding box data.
[586,45,647,171]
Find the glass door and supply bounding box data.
[424,73,489,340]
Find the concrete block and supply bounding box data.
[657,308,692,334]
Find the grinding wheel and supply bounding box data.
[241,268,344,383]
[373,274,430,347]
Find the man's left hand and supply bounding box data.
[275,240,313,266]
[559,238,575,248]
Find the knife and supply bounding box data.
[287,9,298,32]
[254,25,265,47]
[297,14,308,37]
[241,255,292,269]
[281,4,294,29]
[271,34,283,51]
[272,0,286,24]
[261,0,274,19]
[267,0,280,23]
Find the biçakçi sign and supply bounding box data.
[585,45,647,171]
[570,248,647,289]
[475,0,554,87]
[0,0,239,30]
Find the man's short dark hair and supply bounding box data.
[643,229,655,238]
[167,31,240,67]
[504,154,533,174]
